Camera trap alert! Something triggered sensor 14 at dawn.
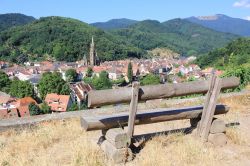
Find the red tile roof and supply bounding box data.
[45,93,71,112]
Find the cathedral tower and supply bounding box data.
[89,36,96,66]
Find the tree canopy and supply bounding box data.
[140,74,160,86]
[0,71,11,93]
[65,69,78,82]
[38,72,70,99]
[9,79,34,98]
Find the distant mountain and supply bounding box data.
[0,13,36,31]
[91,18,138,30]
[186,14,250,36]
[110,18,238,56]
[0,16,144,63]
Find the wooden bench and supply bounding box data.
[81,74,240,163]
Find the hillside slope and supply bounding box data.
[110,19,238,56]
[196,38,250,68]
[186,14,250,36]
[91,18,138,30]
[0,13,35,31]
[0,16,143,63]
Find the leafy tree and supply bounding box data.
[65,69,78,82]
[38,72,71,99]
[29,103,41,116]
[10,80,34,98]
[86,67,93,77]
[40,102,52,114]
[92,71,113,90]
[127,62,133,83]
[140,74,160,86]
[0,71,11,93]
[221,66,250,91]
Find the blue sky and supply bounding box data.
[1,0,250,23]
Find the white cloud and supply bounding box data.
[245,16,250,20]
[233,0,250,8]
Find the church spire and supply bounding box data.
[89,36,96,66]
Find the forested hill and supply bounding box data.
[110,19,238,56]
[0,15,239,63]
[0,16,144,63]
[195,38,250,69]
[91,18,138,30]
[0,13,35,31]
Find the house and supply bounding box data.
[45,93,72,112]
[70,82,93,107]
[15,97,38,117]
[0,92,19,119]
[0,108,19,119]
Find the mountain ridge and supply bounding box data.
[186,14,250,36]
[0,13,36,31]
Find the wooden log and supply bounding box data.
[105,128,129,149]
[210,119,226,134]
[101,140,133,163]
[88,77,239,108]
[198,76,222,141]
[81,105,229,131]
[127,82,139,141]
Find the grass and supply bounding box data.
[0,90,249,166]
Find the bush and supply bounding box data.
[221,66,250,91]
[140,74,160,86]
[29,103,41,116]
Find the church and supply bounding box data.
[82,36,100,67]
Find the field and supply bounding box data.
[0,88,249,166]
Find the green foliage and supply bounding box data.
[84,71,113,90]
[65,69,78,82]
[0,13,35,31]
[29,103,41,116]
[0,16,144,63]
[187,76,197,82]
[112,77,126,85]
[40,102,52,114]
[111,19,237,56]
[127,62,133,83]
[67,103,78,112]
[140,74,160,86]
[10,79,34,98]
[221,66,250,91]
[92,71,113,90]
[196,38,250,69]
[86,67,93,77]
[38,72,70,99]
[0,71,11,93]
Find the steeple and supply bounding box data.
[89,36,96,66]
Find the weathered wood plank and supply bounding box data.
[127,82,139,140]
[198,76,222,141]
[81,105,229,131]
[88,77,240,108]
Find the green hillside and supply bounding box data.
[91,18,138,30]
[110,19,238,56]
[196,38,250,69]
[0,16,144,63]
[0,13,35,31]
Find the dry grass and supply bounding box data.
[132,133,221,166]
[0,119,106,166]
[0,91,250,166]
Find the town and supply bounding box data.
[0,37,223,119]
